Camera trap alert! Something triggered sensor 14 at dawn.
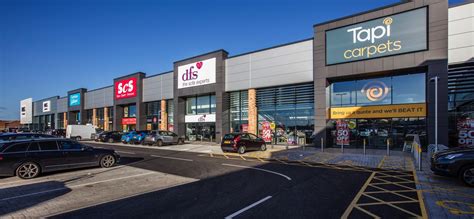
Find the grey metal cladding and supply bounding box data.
[225,39,313,91]
[142,72,174,102]
[84,86,113,109]
[56,97,68,113]
[33,97,58,116]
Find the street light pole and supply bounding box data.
[430,76,439,152]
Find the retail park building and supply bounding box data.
[20,0,474,149]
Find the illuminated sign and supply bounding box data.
[69,93,81,106]
[326,7,427,65]
[178,58,216,89]
[122,117,137,125]
[330,103,426,119]
[115,78,137,99]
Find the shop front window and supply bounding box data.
[186,95,216,115]
[167,99,174,132]
[256,83,314,145]
[330,73,425,107]
[230,91,248,133]
[97,108,104,129]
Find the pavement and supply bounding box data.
[0,140,471,218]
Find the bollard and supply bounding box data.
[363,138,366,155]
[386,138,390,156]
[321,138,324,152]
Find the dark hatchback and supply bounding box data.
[221,133,267,154]
[0,139,120,179]
[98,131,123,143]
[431,146,474,186]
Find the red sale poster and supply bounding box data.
[336,120,350,145]
[261,122,272,143]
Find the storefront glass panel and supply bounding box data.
[230,91,248,133]
[186,123,215,141]
[256,83,314,145]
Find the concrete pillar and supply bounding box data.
[104,107,109,131]
[160,99,167,131]
[92,108,97,127]
[248,89,257,135]
[63,112,67,129]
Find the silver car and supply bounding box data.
[142,131,184,146]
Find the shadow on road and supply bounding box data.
[0,181,71,216]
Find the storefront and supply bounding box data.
[184,94,216,141]
[313,3,449,149]
[32,97,58,131]
[113,73,146,132]
[145,101,160,130]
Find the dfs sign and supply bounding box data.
[178,58,216,89]
[326,7,427,65]
[115,78,137,99]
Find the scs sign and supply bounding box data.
[115,78,137,99]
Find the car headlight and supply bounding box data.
[441,153,463,160]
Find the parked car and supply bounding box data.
[91,129,105,142]
[129,130,152,144]
[0,133,55,142]
[51,129,66,138]
[143,131,184,146]
[66,125,96,141]
[221,133,266,154]
[99,131,123,143]
[121,131,135,144]
[431,146,474,186]
[0,138,120,179]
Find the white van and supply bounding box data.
[66,125,96,140]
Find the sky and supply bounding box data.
[0,0,466,120]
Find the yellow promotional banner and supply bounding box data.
[330,103,426,119]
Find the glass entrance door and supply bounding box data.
[186,123,216,142]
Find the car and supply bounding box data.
[0,133,55,142]
[121,131,135,144]
[91,129,105,142]
[0,138,120,179]
[221,133,266,154]
[142,131,184,146]
[51,129,66,138]
[129,130,151,144]
[99,131,123,143]
[431,146,474,187]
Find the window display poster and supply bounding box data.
[336,120,350,145]
[261,121,272,143]
[457,118,474,146]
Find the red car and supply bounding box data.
[221,133,267,154]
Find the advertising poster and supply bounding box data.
[261,121,272,143]
[457,118,474,146]
[336,120,350,145]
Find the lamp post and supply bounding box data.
[430,76,439,152]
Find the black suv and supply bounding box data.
[431,146,474,186]
[0,139,120,179]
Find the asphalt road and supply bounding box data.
[47,142,370,219]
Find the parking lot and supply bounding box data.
[0,142,433,218]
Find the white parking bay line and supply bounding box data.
[116,150,135,154]
[222,163,292,181]
[150,155,193,162]
[0,172,154,201]
[225,196,272,219]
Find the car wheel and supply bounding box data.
[178,139,184,145]
[76,136,82,141]
[140,140,146,146]
[460,165,474,187]
[16,162,41,179]
[100,155,116,168]
[156,140,163,147]
[238,146,246,154]
[108,138,114,143]
[260,143,267,151]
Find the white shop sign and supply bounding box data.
[178,58,216,89]
[185,114,216,123]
